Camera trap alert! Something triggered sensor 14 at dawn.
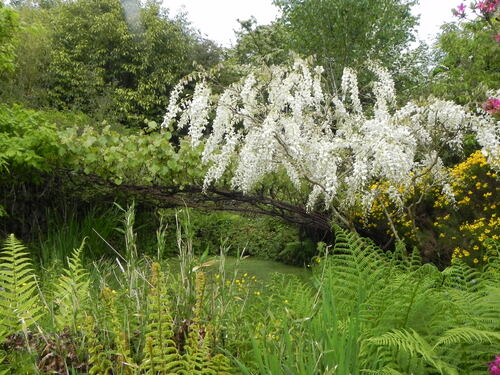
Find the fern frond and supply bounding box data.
[52,239,90,331]
[482,241,500,282]
[362,367,405,375]
[442,259,482,293]
[0,234,43,333]
[367,329,457,375]
[83,315,114,375]
[142,262,186,374]
[101,287,136,374]
[434,327,500,348]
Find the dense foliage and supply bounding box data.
[0,0,499,372]
[0,0,222,126]
[0,1,18,73]
[432,14,500,105]
[234,0,420,92]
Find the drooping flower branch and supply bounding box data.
[163,59,499,218]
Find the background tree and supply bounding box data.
[0,5,52,107]
[431,15,500,106]
[0,0,223,126]
[0,1,18,73]
[232,17,290,66]
[237,0,420,92]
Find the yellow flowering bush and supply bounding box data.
[354,181,420,249]
[353,150,498,266]
[433,151,499,266]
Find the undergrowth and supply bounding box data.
[0,212,498,374]
[236,227,500,375]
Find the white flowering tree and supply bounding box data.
[162,58,499,235]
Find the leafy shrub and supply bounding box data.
[0,104,60,179]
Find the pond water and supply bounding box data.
[165,255,311,284]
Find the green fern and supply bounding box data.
[101,287,137,375]
[434,326,500,347]
[368,329,458,375]
[52,239,90,331]
[0,234,43,333]
[244,227,500,375]
[83,315,114,375]
[183,272,212,374]
[142,262,186,374]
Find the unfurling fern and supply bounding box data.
[183,272,211,374]
[52,239,90,331]
[83,315,114,375]
[143,262,186,374]
[205,325,232,375]
[0,234,43,333]
[183,272,233,375]
[101,287,136,375]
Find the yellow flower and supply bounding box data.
[473,258,479,264]
[254,291,261,296]
[463,250,470,256]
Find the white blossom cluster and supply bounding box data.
[163,58,500,211]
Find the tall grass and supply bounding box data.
[0,206,260,373]
[38,206,120,265]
